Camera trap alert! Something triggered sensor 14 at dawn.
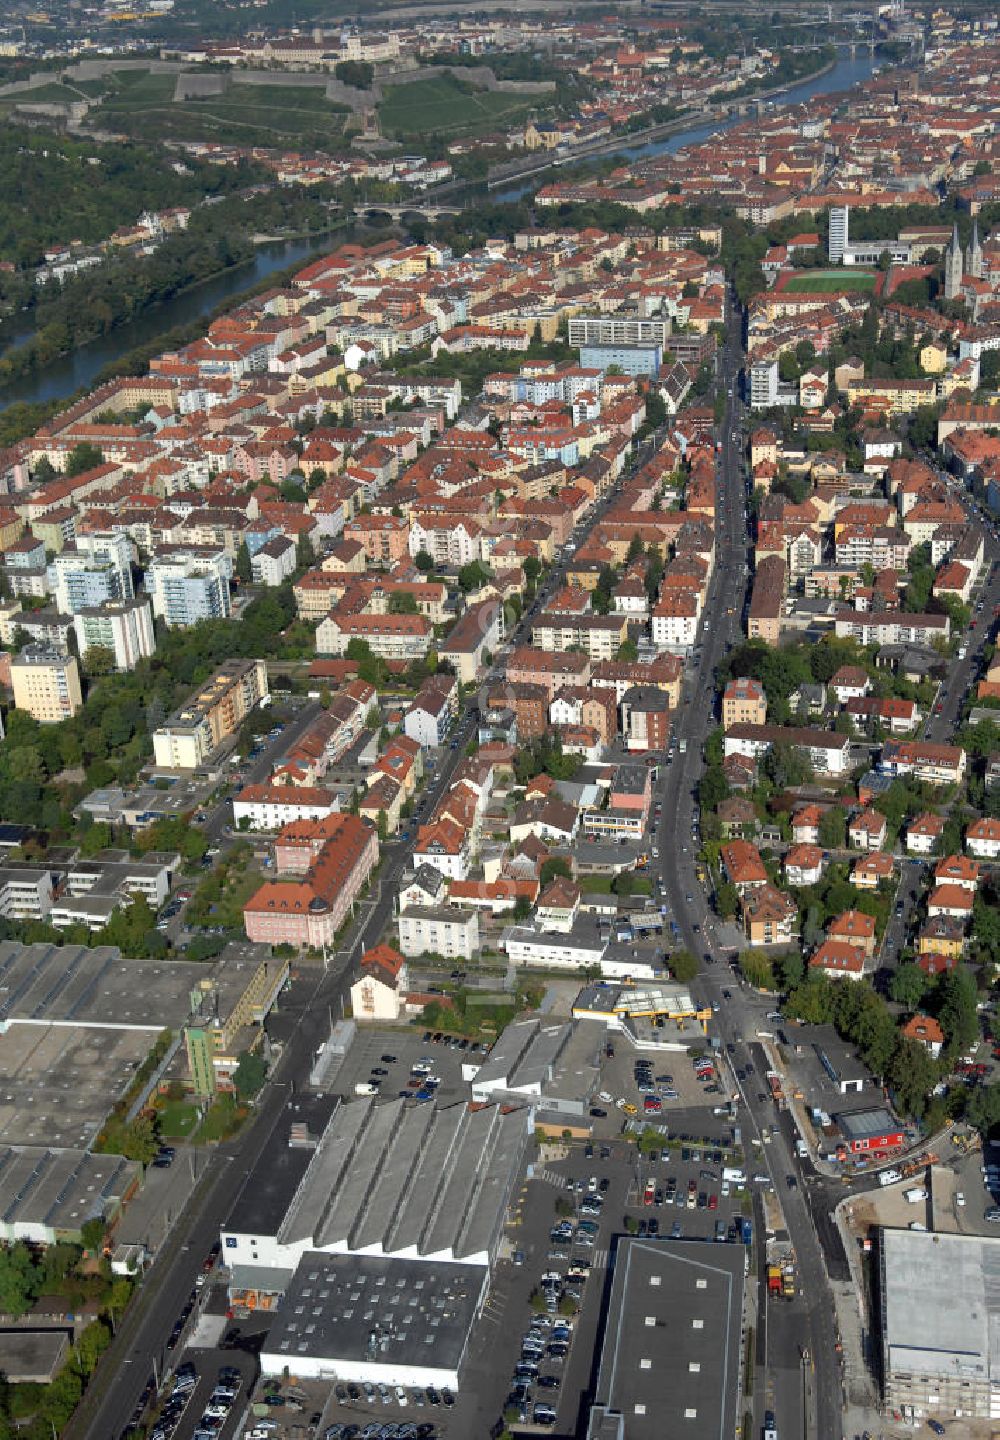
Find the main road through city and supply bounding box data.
[656,296,844,1440]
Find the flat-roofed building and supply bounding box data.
[10,647,82,724]
[880,1228,1000,1420]
[586,1238,745,1440]
[153,658,269,769]
[73,596,155,672]
[261,1252,488,1389]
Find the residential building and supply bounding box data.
[967,817,1000,860]
[784,844,824,887]
[72,597,155,672]
[145,550,232,627]
[722,677,767,729]
[440,600,503,685]
[251,535,297,586]
[723,723,850,775]
[233,784,339,832]
[809,940,866,980]
[244,813,379,949]
[900,1015,944,1059]
[10,648,82,723]
[350,944,409,1022]
[397,906,480,961]
[741,883,797,945]
[404,676,458,749]
[46,531,133,615]
[152,659,269,769]
[906,812,945,855]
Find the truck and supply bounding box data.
[679,739,687,754]
[723,1166,746,1185]
[795,1138,808,1159]
[354,1082,379,1096]
[878,1167,902,1187]
[767,1264,783,1297]
[904,1187,928,1203]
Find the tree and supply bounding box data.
[670,950,699,982]
[415,550,434,572]
[616,639,638,663]
[540,857,572,887]
[80,1217,105,1253]
[0,1242,38,1317]
[234,540,252,583]
[233,1049,267,1100]
[937,966,979,1057]
[818,807,846,850]
[889,963,928,1009]
[716,882,739,921]
[887,1038,938,1119]
[389,592,419,615]
[458,559,492,592]
[82,645,116,677]
[336,59,374,88]
[296,531,314,570]
[122,1114,160,1165]
[65,442,104,478]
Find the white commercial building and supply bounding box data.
[880,1228,1000,1421]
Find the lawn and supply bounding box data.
[782,270,877,293]
[157,1099,200,1139]
[378,74,535,139]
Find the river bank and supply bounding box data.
[0,224,352,413]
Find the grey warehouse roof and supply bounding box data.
[279,1097,528,1263]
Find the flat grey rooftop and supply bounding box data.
[0,942,211,1029]
[0,1145,141,1234]
[227,1095,338,1237]
[0,1023,154,1148]
[588,1238,745,1440]
[263,1252,488,1371]
[882,1228,1000,1381]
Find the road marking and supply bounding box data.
[535,1168,565,1188]
[592,1248,609,1269]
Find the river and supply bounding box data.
[494,50,876,202]
[2,49,875,415]
[0,232,346,412]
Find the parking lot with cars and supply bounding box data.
[327,1027,486,1105]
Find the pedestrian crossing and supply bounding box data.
[591,1248,610,1270]
[535,1167,566,1188]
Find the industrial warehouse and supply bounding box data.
[222,1094,530,1303]
[260,1255,488,1390]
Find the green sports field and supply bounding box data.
[782,270,877,293]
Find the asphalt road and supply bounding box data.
[653,297,845,1440]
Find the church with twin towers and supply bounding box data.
[944,218,983,299]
